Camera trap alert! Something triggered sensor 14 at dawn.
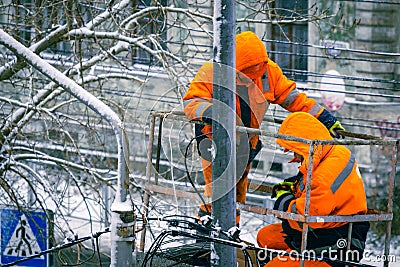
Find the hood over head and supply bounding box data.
[236,31,269,79]
[276,112,333,170]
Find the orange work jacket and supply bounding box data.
[183,31,325,149]
[276,112,368,230]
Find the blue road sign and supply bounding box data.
[0,208,48,266]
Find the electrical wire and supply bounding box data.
[59,241,96,267]
[142,216,377,267]
[96,237,103,267]
[269,50,400,65]
[164,239,210,267]
[141,231,170,267]
[1,229,110,267]
[336,0,400,5]
[184,132,213,213]
[263,38,400,57]
[140,217,243,266]
[272,110,400,133]
[171,230,375,267]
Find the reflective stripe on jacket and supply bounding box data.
[183,31,325,149]
[275,112,368,230]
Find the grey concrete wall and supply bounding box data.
[354,2,399,101]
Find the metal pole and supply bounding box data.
[212,0,236,266]
[110,130,133,267]
[103,184,110,228]
[300,141,315,267]
[345,222,353,267]
[383,141,398,267]
[140,113,156,252]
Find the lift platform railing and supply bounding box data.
[141,110,398,267]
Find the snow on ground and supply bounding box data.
[41,182,400,266]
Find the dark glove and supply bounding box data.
[284,172,302,183]
[317,109,345,138]
[271,181,294,199]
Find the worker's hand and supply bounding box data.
[284,173,302,183]
[317,109,345,138]
[271,181,294,199]
[329,121,345,139]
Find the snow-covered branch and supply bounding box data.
[0,24,70,80]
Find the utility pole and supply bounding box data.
[212,0,236,266]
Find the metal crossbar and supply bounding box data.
[141,110,398,267]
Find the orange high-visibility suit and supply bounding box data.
[257,112,369,267]
[183,31,338,216]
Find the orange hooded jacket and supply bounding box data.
[183,31,325,150]
[275,112,367,230]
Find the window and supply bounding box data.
[131,0,168,65]
[269,0,308,81]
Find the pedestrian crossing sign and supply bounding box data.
[0,208,48,266]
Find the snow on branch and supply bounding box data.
[0,28,130,208]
